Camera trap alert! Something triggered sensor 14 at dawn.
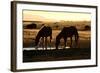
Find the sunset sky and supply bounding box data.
[23,10,91,22]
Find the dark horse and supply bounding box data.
[55,26,79,49]
[35,26,52,50]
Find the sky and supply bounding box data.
[23,10,91,22]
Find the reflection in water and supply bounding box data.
[23,46,70,50]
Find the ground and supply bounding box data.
[23,48,91,62]
[23,29,91,62]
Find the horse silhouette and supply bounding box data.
[35,26,52,50]
[55,26,79,49]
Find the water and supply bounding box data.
[23,46,70,50]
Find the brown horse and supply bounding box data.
[55,26,79,49]
[35,26,52,50]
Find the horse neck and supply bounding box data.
[35,33,41,46]
[56,32,62,41]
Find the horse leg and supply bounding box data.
[42,37,44,50]
[35,40,38,50]
[56,40,59,49]
[49,37,51,50]
[64,37,67,49]
[35,45,38,50]
[75,36,78,48]
[45,37,47,50]
[56,43,58,49]
[70,37,72,48]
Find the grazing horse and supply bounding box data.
[55,26,79,49]
[35,26,52,50]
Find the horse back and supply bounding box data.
[61,26,78,37]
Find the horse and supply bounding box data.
[55,26,79,49]
[35,26,52,50]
